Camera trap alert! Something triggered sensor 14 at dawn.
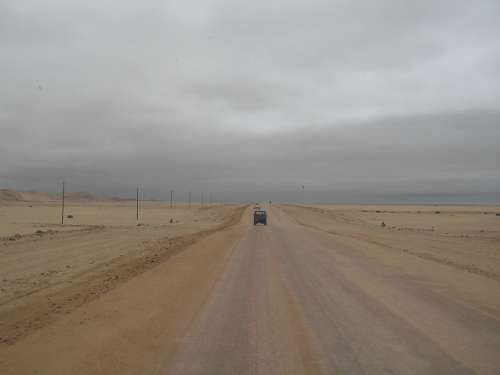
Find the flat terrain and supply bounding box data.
[0,200,244,344]
[1,203,500,374]
[281,204,500,283]
[0,199,228,237]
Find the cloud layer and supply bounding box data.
[1,0,499,201]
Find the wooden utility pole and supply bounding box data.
[188,191,191,208]
[136,187,139,221]
[61,181,65,225]
[170,190,173,208]
[201,192,204,207]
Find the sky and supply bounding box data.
[1,0,499,202]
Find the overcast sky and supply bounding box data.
[1,0,499,202]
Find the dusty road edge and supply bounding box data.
[279,204,500,282]
[0,205,248,346]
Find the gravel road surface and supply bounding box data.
[2,206,499,374]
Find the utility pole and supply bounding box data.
[201,192,204,207]
[136,187,139,221]
[188,191,191,208]
[61,181,65,225]
[170,190,174,208]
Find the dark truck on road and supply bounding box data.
[253,210,267,225]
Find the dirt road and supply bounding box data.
[2,206,500,374]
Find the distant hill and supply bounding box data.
[0,189,98,202]
[0,189,22,201]
[0,189,55,201]
[65,192,95,201]
[110,196,135,202]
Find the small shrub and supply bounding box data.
[381,221,386,227]
[169,218,174,223]
[435,211,441,214]
[67,214,73,219]
[8,233,22,241]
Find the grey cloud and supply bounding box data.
[2,110,499,200]
[1,0,499,202]
[185,79,297,112]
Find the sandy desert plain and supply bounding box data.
[281,204,500,283]
[1,193,500,374]
[0,196,245,344]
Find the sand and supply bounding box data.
[2,204,500,374]
[279,204,500,283]
[0,200,245,344]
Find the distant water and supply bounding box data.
[322,192,500,205]
[250,191,500,205]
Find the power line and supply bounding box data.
[61,181,65,225]
[136,187,139,221]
